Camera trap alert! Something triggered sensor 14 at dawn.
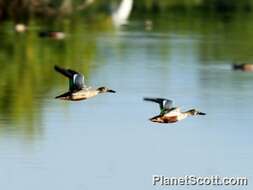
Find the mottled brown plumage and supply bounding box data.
[55,87,116,101]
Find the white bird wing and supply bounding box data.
[112,0,133,26]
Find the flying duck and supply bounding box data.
[54,65,116,101]
[144,97,206,123]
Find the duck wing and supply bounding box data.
[143,97,173,111]
[54,65,79,78]
[54,65,86,92]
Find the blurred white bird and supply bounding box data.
[112,0,133,26]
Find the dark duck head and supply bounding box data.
[186,109,206,116]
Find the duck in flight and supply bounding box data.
[143,97,206,123]
[54,65,116,101]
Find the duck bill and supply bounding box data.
[198,112,206,115]
[107,89,116,93]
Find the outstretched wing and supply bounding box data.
[143,97,173,111]
[54,65,79,78]
[54,65,86,92]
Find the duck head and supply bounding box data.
[97,87,116,93]
[233,63,245,70]
[187,109,206,116]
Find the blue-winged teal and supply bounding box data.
[144,97,206,123]
[232,63,253,72]
[39,31,65,40]
[54,65,116,101]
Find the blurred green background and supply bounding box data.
[1,0,253,20]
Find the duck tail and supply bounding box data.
[55,91,71,99]
[149,114,160,121]
[149,114,168,123]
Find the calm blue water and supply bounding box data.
[0,16,252,190]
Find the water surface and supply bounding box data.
[0,14,252,190]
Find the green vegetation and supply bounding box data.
[0,18,103,137]
[1,0,253,21]
[1,1,253,138]
[134,0,253,13]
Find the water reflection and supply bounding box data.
[1,13,253,139]
[0,19,102,139]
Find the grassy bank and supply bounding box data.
[1,0,253,21]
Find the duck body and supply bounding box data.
[233,63,253,72]
[39,31,65,40]
[144,97,206,123]
[56,89,102,101]
[150,115,179,123]
[150,108,193,123]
